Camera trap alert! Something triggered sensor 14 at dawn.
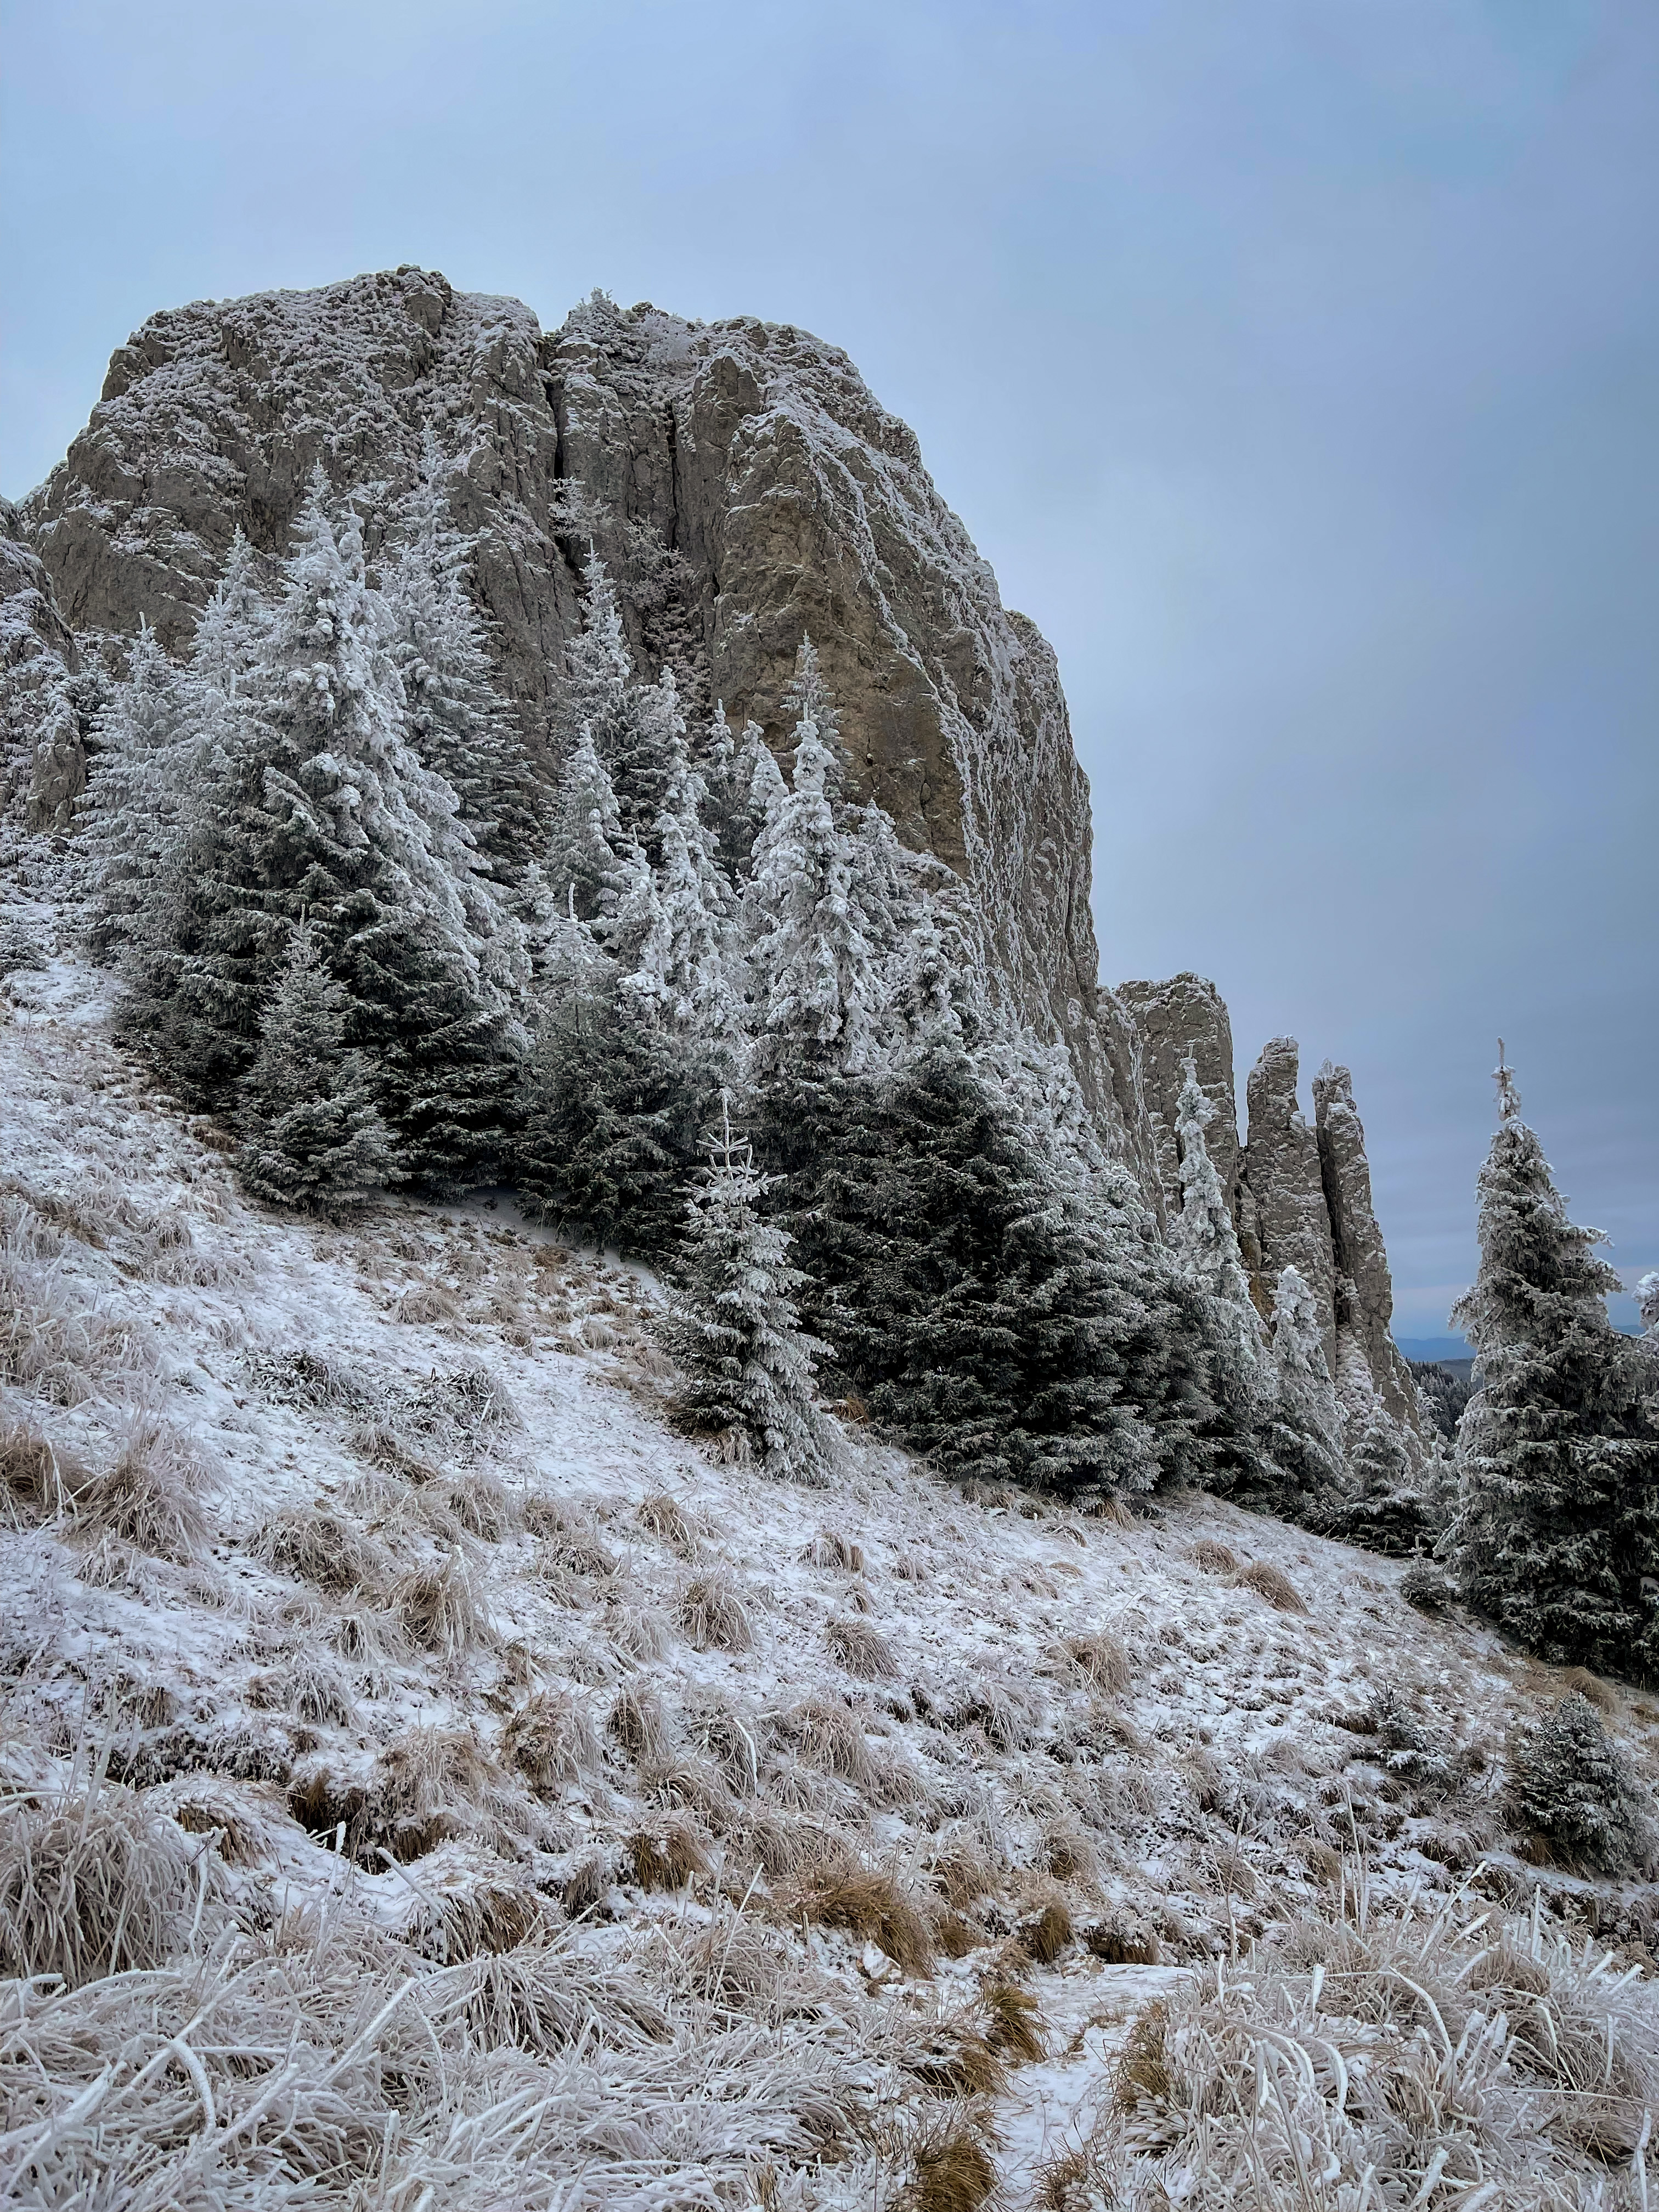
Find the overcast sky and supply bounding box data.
[3,0,1655,1335]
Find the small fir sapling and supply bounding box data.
[541,724,641,936]
[561,552,678,843]
[656,1093,837,1485]
[235,922,398,1211]
[1448,1051,1659,1681]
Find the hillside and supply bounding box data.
[3,871,1656,2209]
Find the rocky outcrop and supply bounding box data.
[1312,1063,1421,1434]
[1116,974,1237,1221]
[19,269,1150,1170]
[1240,1037,1340,1375]
[1120,977,1423,1457]
[0,504,86,833]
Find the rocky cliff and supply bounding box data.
[10,265,1425,1443]
[1119,973,1423,1451]
[16,267,1154,1178]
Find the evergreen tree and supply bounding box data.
[1170,1058,1261,1364]
[696,705,777,878]
[126,471,524,1185]
[657,1096,836,1485]
[235,922,398,1211]
[623,716,740,1045]
[381,433,543,877]
[1448,1054,1659,1680]
[1259,1266,1348,1510]
[514,900,706,1258]
[560,552,676,842]
[1319,1393,1437,1557]
[758,1043,1212,1497]
[542,723,640,933]
[744,642,888,1078]
[84,621,184,967]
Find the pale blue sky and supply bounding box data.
[3,0,1655,1331]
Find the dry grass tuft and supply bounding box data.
[1084,1911,1161,1965]
[678,1568,753,1651]
[629,1820,711,1892]
[1192,1538,1239,1575]
[1113,1999,1172,2112]
[252,1507,391,1597]
[1556,1663,1617,1714]
[1236,1558,1307,1613]
[981,1977,1046,2062]
[933,1911,985,1959]
[1018,1899,1074,1964]
[1060,1630,1130,1694]
[438,1469,520,1543]
[454,1940,667,2053]
[930,1848,998,1911]
[503,1690,599,1795]
[0,1783,225,1985]
[394,1549,493,1656]
[828,1612,898,1679]
[904,2113,1001,2212]
[607,1682,670,1768]
[350,1420,442,1481]
[778,1695,882,1792]
[76,1418,210,1560]
[907,2024,1007,2098]
[0,1415,91,1515]
[637,1490,698,1553]
[144,1778,271,1867]
[794,1863,934,1977]
[802,1530,866,1573]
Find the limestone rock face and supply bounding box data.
[20,270,1147,1159]
[1312,1063,1420,1433]
[1240,1037,1340,1379]
[1121,977,1425,1459]
[0,504,86,833]
[1116,973,1238,1222]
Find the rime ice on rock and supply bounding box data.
[19,270,1151,1169]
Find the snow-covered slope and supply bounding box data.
[3,891,1657,2208]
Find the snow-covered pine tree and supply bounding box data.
[744,641,888,1078]
[1170,1058,1261,1359]
[560,552,676,843]
[760,1040,1210,1497]
[541,721,640,937]
[235,922,398,1211]
[622,715,740,1046]
[1448,1054,1659,1680]
[381,432,542,877]
[657,1094,836,1485]
[114,539,276,1098]
[84,622,184,967]
[695,705,775,878]
[132,470,524,1186]
[1259,1265,1348,1511]
[514,895,706,1257]
[1319,1393,1438,1557]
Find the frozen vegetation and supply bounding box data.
[0,274,1655,2207]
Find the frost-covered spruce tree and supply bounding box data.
[100,543,273,1091]
[514,896,706,1258]
[744,641,888,1077]
[235,922,398,1211]
[696,706,778,878]
[1259,1265,1348,1511]
[657,1096,836,1484]
[762,1040,1207,1496]
[543,723,640,935]
[561,552,676,843]
[1448,1056,1659,1680]
[1171,1060,1261,1362]
[381,435,541,877]
[623,713,740,1044]
[1319,1394,1438,1557]
[136,471,523,1186]
[84,621,184,967]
